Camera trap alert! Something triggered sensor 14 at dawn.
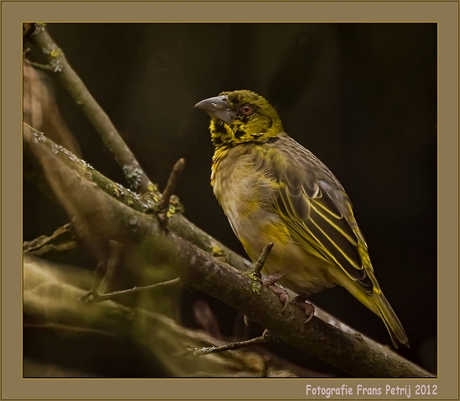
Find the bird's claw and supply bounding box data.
[262,271,284,286]
[262,272,289,310]
[293,294,315,324]
[303,305,315,324]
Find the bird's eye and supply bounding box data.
[240,104,253,116]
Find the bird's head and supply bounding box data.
[195,90,284,149]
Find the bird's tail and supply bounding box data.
[370,288,409,348]
[329,268,409,348]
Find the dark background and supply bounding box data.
[24,23,437,375]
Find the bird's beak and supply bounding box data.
[194,95,235,125]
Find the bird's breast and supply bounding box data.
[211,145,335,295]
[212,148,277,241]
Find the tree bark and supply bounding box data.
[23,125,433,378]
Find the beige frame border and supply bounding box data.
[2,1,458,400]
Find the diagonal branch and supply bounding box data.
[23,126,433,378]
[28,23,155,194]
[23,122,245,272]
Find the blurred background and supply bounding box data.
[23,23,437,377]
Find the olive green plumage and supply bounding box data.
[195,89,409,348]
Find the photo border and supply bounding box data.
[2,1,458,400]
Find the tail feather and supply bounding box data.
[328,267,409,348]
[373,290,409,348]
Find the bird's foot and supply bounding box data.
[262,272,290,311]
[293,294,315,324]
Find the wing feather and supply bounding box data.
[265,135,374,293]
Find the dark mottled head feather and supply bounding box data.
[210,90,284,149]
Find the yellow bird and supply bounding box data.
[195,89,409,348]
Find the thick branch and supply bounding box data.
[23,123,245,271]
[28,24,154,193]
[23,127,433,378]
[176,235,432,377]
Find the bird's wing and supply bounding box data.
[265,135,374,293]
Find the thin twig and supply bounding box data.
[155,158,185,229]
[242,242,274,325]
[102,240,124,291]
[29,23,155,193]
[25,58,54,72]
[23,23,35,38]
[190,329,274,356]
[245,242,274,296]
[83,278,181,304]
[158,158,185,212]
[248,242,289,310]
[79,241,124,302]
[253,242,274,278]
[23,222,78,256]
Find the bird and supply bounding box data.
[194,89,409,348]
